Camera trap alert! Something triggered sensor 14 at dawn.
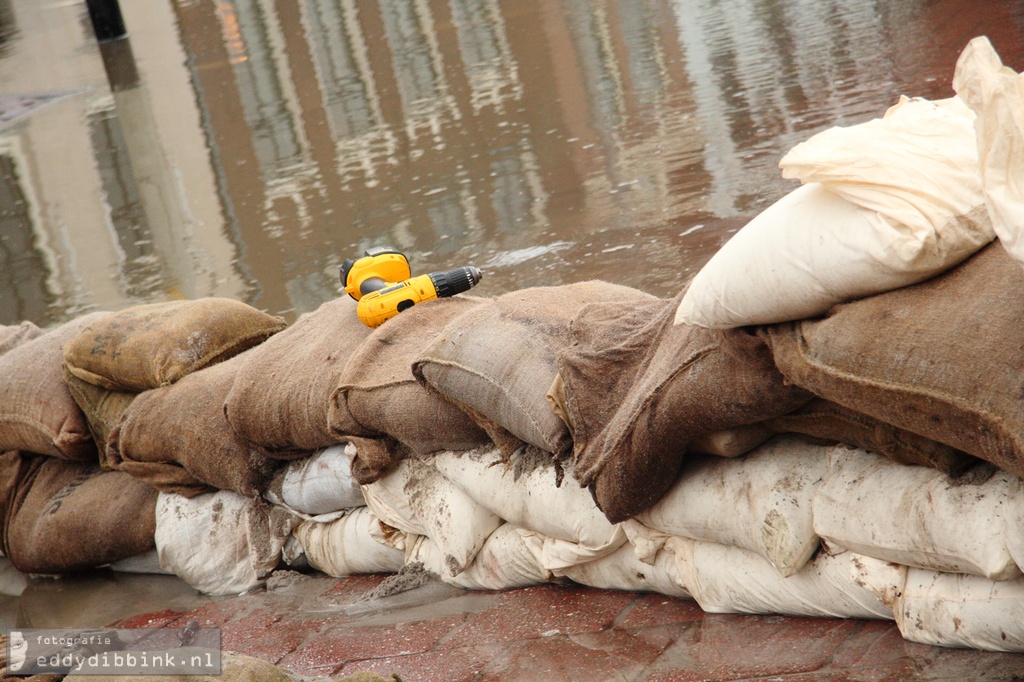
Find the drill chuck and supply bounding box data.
[429,266,483,298]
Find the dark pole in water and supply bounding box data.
[85,0,127,42]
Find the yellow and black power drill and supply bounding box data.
[339,246,483,328]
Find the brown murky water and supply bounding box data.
[3,0,1023,327]
[2,0,1024,628]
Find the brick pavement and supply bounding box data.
[112,572,1024,681]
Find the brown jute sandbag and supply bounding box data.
[413,281,658,457]
[763,398,979,476]
[558,291,812,523]
[0,312,111,461]
[330,296,491,482]
[63,365,136,463]
[0,321,43,355]
[107,350,280,498]
[0,452,157,574]
[63,298,287,392]
[224,296,374,457]
[761,241,1024,479]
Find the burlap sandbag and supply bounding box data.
[63,365,136,463]
[0,452,157,574]
[0,321,43,355]
[330,297,491,483]
[107,351,280,498]
[764,398,979,476]
[558,292,812,523]
[413,281,657,457]
[761,241,1024,479]
[63,298,286,392]
[0,312,111,461]
[224,296,374,457]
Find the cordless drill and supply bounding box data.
[339,246,483,328]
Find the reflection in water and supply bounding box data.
[1,0,1023,323]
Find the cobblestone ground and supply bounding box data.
[113,573,1024,681]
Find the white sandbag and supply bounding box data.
[674,538,901,620]
[406,524,553,590]
[109,549,174,575]
[813,446,1023,581]
[265,444,365,515]
[677,96,992,329]
[517,526,628,571]
[894,568,1024,651]
[361,457,502,577]
[558,544,691,599]
[154,491,298,596]
[432,448,619,548]
[293,507,404,577]
[636,436,826,577]
[953,37,1024,267]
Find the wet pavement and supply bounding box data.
[4,1,1024,680]
[98,571,1024,681]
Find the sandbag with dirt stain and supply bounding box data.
[0,451,157,575]
[107,351,281,499]
[558,292,812,523]
[413,281,658,457]
[330,296,491,484]
[225,296,374,458]
[761,241,1024,481]
[0,312,111,461]
[63,298,286,392]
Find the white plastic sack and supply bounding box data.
[406,523,553,590]
[558,544,691,599]
[154,491,299,596]
[674,538,901,620]
[518,526,628,571]
[432,448,619,548]
[361,457,502,577]
[636,436,826,577]
[677,97,992,329]
[813,447,1023,581]
[265,444,364,516]
[0,557,27,597]
[293,507,404,577]
[953,36,1024,267]
[894,568,1024,651]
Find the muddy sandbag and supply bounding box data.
[813,446,1022,581]
[0,312,110,461]
[63,298,286,392]
[1,452,157,575]
[107,351,280,498]
[673,538,902,620]
[225,296,373,457]
[264,444,365,516]
[294,507,404,577]
[155,490,298,596]
[558,543,691,598]
[635,435,827,577]
[558,293,812,522]
[330,297,491,481]
[62,365,136,462]
[406,524,553,590]
[361,456,502,577]
[0,321,43,355]
[413,281,657,456]
[764,397,978,476]
[894,568,1024,651]
[762,241,1024,480]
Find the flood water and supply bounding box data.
[2,0,1024,630]
[3,0,1023,327]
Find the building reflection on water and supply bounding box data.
[1,0,1023,325]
